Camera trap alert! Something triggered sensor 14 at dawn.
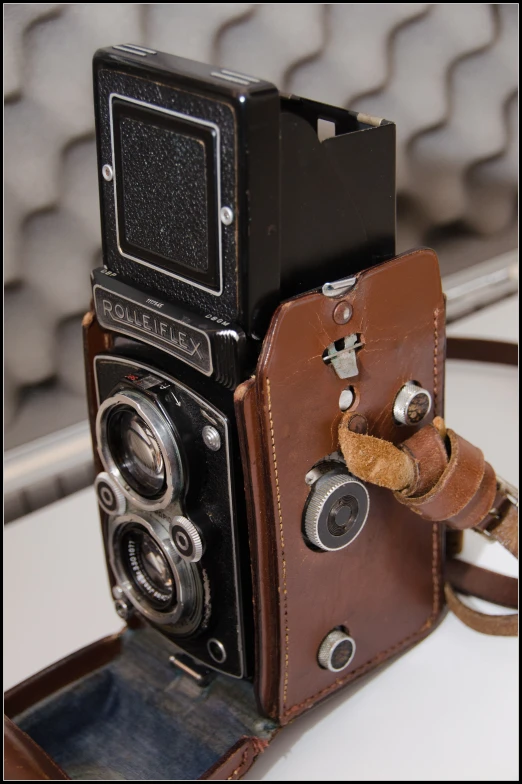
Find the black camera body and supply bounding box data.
[91,44,396,680]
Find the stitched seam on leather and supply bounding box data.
[431,307,441,618]
[431,522,441,617]
[267,378,289,711]
[281,301,442,719]
[227,749,249,780]
[433,308,440,414]
[282,518,441,718]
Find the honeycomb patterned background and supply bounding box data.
[4,3,518,450]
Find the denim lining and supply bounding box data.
[14,628,273,780]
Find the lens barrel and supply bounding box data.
[108,514,203,633]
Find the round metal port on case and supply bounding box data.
[393,381,432,425]
[317,629,356,672]
[304,471,370,551]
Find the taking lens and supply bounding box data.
[107,406,166,498]
[121,525,175,609]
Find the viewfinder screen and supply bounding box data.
[112,99,220,291]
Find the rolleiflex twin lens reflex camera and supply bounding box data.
[88,44,441,698]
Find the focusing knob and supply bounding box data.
[170,516,204,563]
[304,471,369,552]
[95,472,127,515]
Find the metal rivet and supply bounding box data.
[207,638,227,663]
[333,300,353,325]
[202,425,221,451]
[114,598,132,620]
[339,387,355,411]
[220,206,234,225]
[317,630,356,672]
[102,164,113,181]
[346,413,368,434]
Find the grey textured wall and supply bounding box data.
[4,3,518,449]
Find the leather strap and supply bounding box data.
[445,559,518,610]
[339,336,518,636]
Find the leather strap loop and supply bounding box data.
[444,584,517,636]
[338,336,518,636]
[396,429,491,526]
[445,560,518,610]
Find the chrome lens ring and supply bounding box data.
[96,388,183,511]
[108,514,201,631]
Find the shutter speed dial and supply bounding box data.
[304,468,370,552]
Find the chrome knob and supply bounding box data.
[95,472,126,515]
[318,629,356,672]
[170,516,204,563]
[393,381,432,425]
[304,471,369,552]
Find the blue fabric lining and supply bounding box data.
[14,628,273,780]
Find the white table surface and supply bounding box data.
[4,296,518,782]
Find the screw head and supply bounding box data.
[114,598,132,620]
[318,629,356,672]
[333,300,353,325]
[207,638,227,664]
[220,206,234,225]
[339,387,355,411]
[202,425,221,451]
[102,164,113,181]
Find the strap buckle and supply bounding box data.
[479,476,519,542]
[496,475,519,509]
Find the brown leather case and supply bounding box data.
[235,248,446,722]
[4,249,447,779]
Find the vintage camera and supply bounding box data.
[5,42,515,784]
[89,44,398,681]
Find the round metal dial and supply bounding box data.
[317,629,356,672]
[393,381,432,425]
[170,516,204,563]
[304,471,370,552]
[94,472,127,515]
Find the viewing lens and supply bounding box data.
[107,407,166,498]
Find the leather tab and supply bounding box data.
[4,716,69,781]
[399,423,448,497]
